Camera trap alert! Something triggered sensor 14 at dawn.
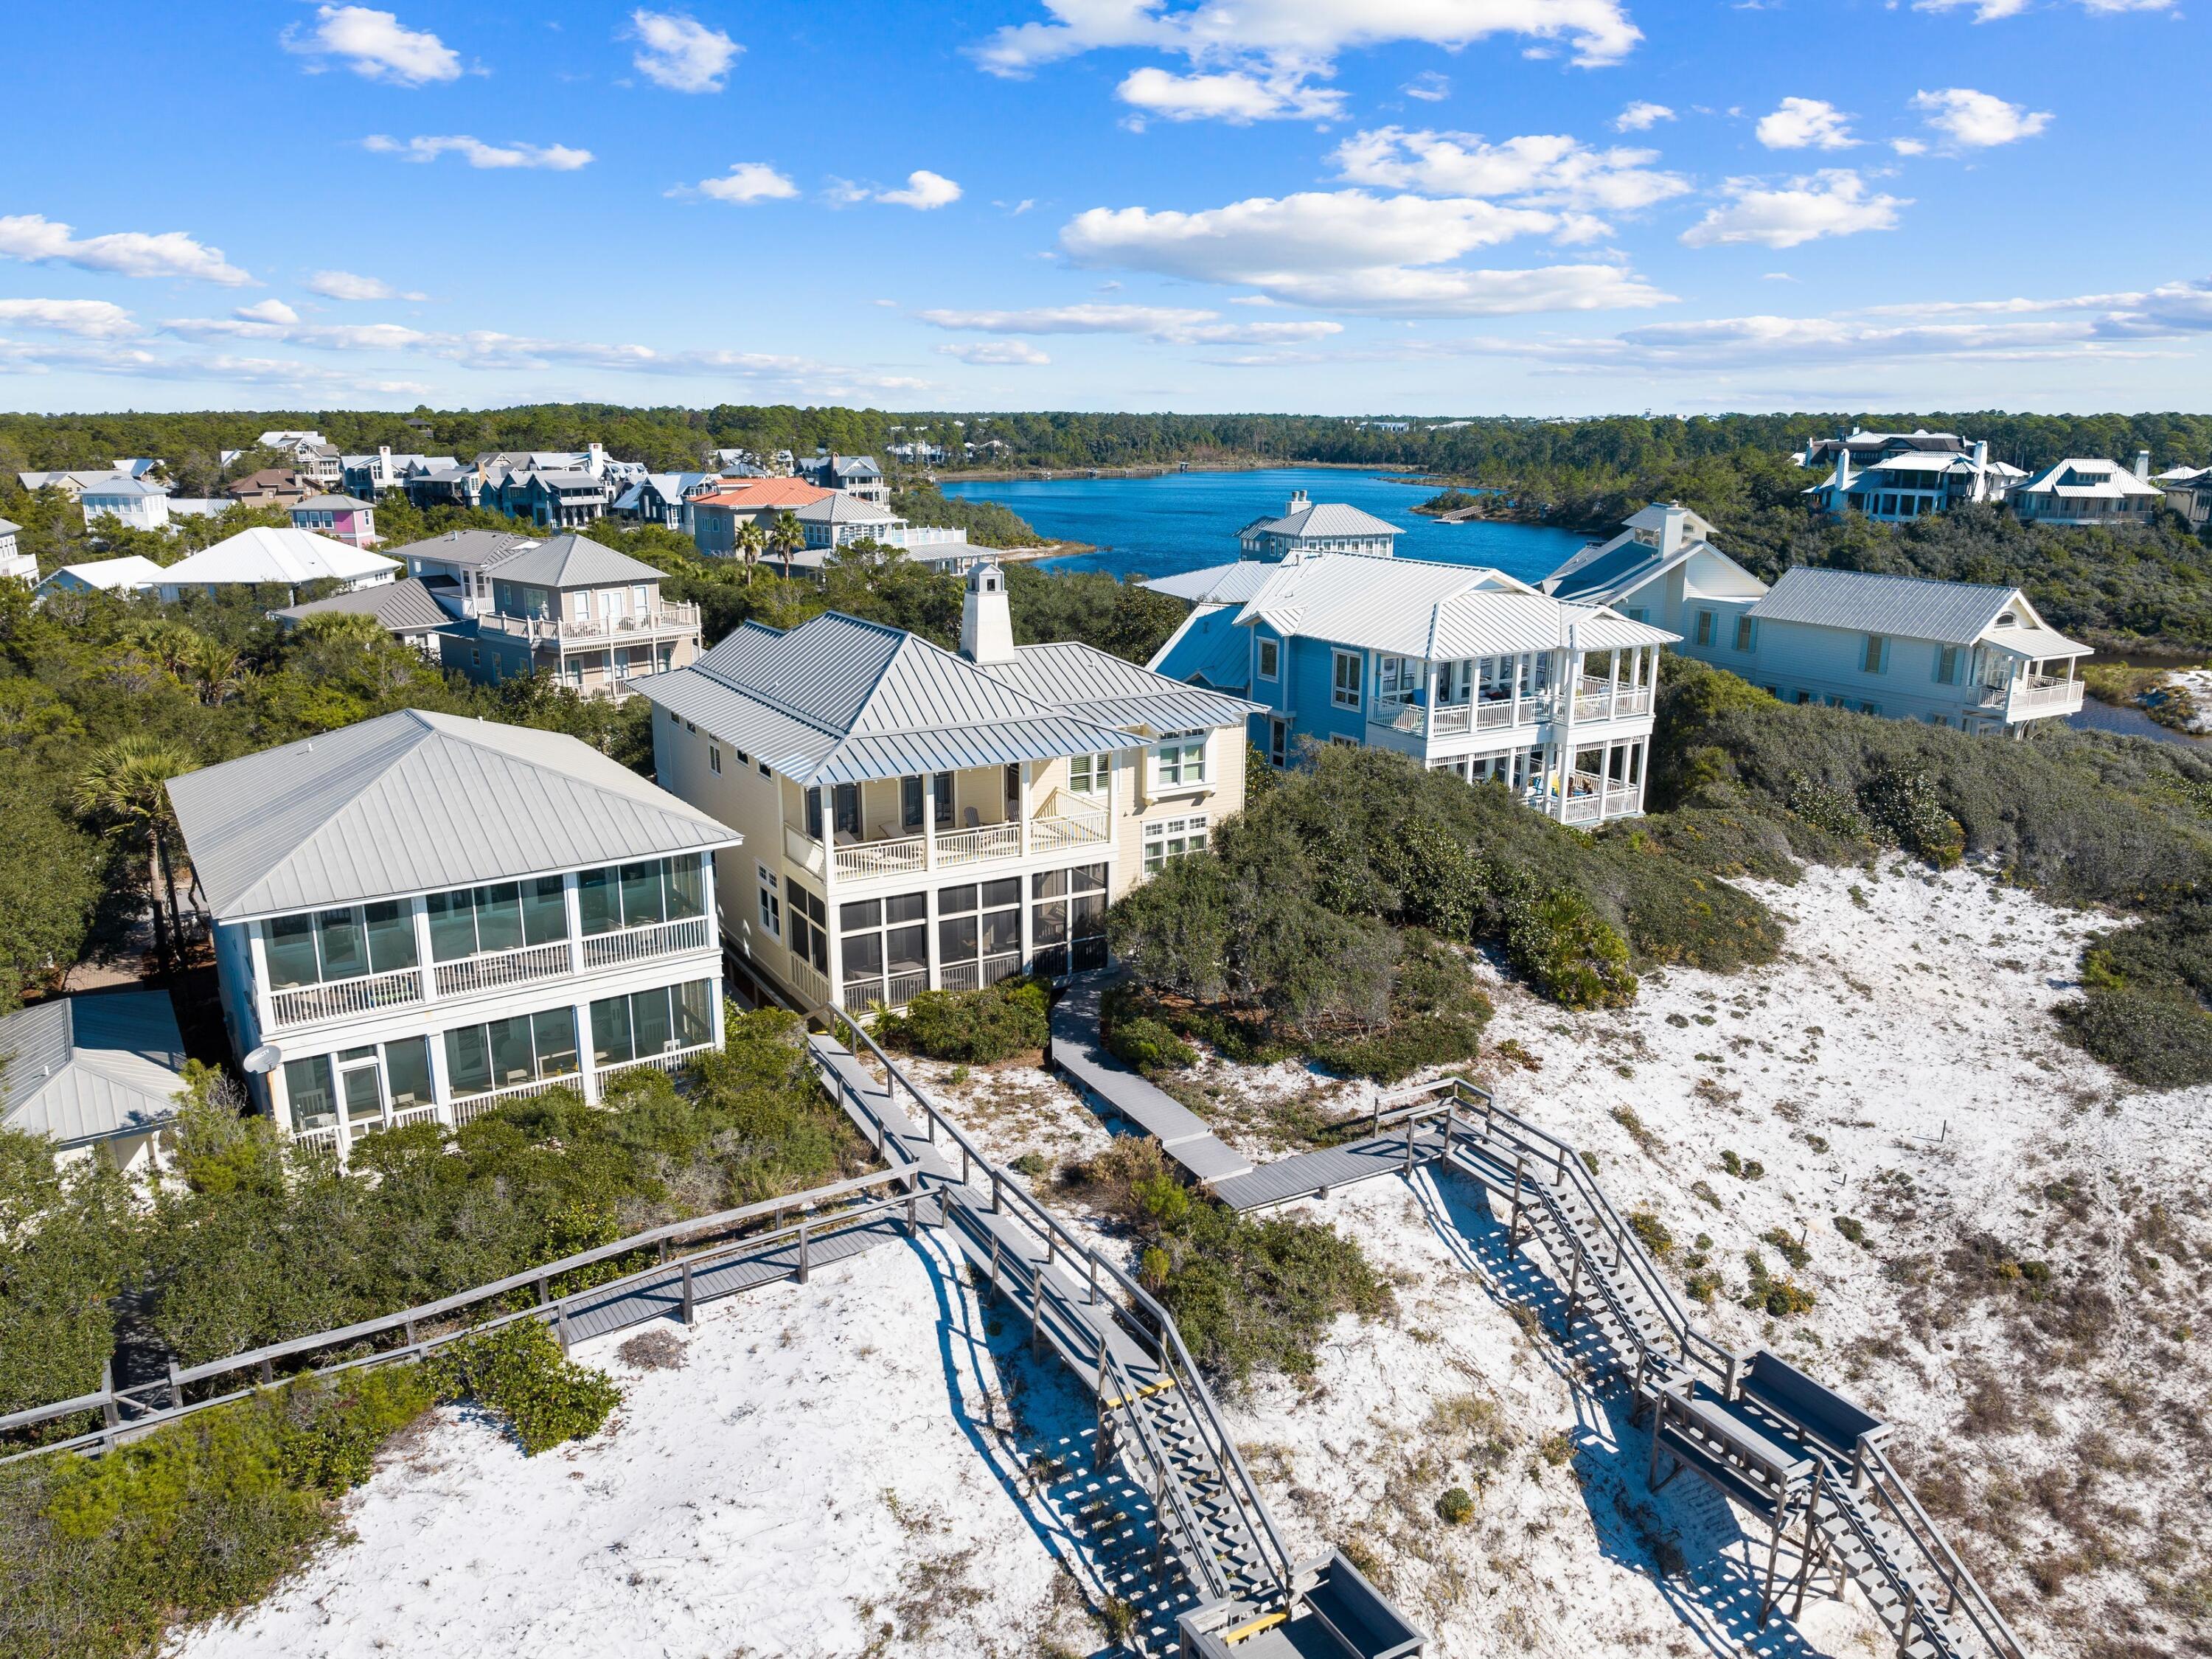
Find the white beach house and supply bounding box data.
[1237,490,1401,560]
[635,562,1257,1015]
[1150,552,1676,826]
[155,526,399,602]
[167,710,740,1163]
[0,991,187,1175]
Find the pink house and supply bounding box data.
[289,493,379,548]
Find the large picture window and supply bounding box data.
[577,855,706,936]
[939,877,1022,989]
[1152,733,1206,787]
[1332,650,1362,709]
[1030,865,1107,979]
[1144,815,1209,874]
[265,900,417,990]
[445,1007,580,1099]
[425,876,567,961]
[591,980,714,1066]
[788,880,829,975]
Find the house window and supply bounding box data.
[840,893,929,1009]
[1935,644,1961,685]
[787,881,829,974]
[590,980,714,1066]
[1863,634,1888,673]
[1144,815,1209,874]
[425,877,567,961]
[1332,650,1363,709]
[443,1006,581,1099]
[1732,615,1755,653]
[1257,638,1280,681]
[804,787,824,841]
[709,745,722,776]
[576,855,706,936]
[1069,754,1113,795]
[1861,703,1881,716]
[931,772,954,830]
[832,783,862,838]
[1030,864,1108,978]
[264,900,419,989]
[761,863,787,942]
[1267,716,1289,768]
[939,878,1023,985]
[1694,611,1717,648]
[1153,734,1206,787]
[1624,607,1649,624]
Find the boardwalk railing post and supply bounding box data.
[798,1222,811,1284]
[681,1259,695,1326]
[1508,1151,1527,1252]
[167,1361,180,1410]
[100,1360,119,1433]
[556,1301,571,1355]
[905,1193,918,1236]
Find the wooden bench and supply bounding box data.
[1738,1349,1888,1464]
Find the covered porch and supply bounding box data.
[780,759,1113,885]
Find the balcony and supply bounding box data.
[473,601,701,648]
[433,939,571,998]
[1979,674,2082,720]
[1571,676,1655,721]
[268,965,424,1030]
[1371,695,1545,740]
[807,807,1110,882]
[1541,772,1643,826]
[582,914,711,970]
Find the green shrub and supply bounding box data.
[1761,1227,1811,1270]
[2059,989,2212,1088]
[1629,1210,1675,1262]
[1436,1486,1476,1524]
[1105,1015,1197,1073]
[1858,767,1965,869]
[873,978,1049,1063]
[0,1367,434,1659]
[1834,1217,1868,1247]
[1501,888,1637,1009]
[426,1322,622,1455]
[0,1130,140,1419]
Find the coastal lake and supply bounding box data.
[939,465,1591,586]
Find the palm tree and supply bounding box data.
[74,734,196,972]
[734,521,767,588]
[768,510,804,576]
[182,638,246,707]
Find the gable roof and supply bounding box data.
[167,709,739,921]
[0,991,185,1147]
[292,493,375,511]
[634,612,1158,787]
[792,493,897,524]
[983,641,1259,734]
[1146,603,1256,695]
[1543,504,1736,606]
[478,532,660,589]
[158,527,397,588]
[386,528,543,571]
[1747,567,2090,655]
[41,554,166,592]
[1141,561,1281,606]
[2015,459,2165,499]
[275,577,459,636]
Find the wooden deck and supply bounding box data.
[1048,973,1254,1183]
[1209,1127,1450,1212]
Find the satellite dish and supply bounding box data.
[243,1044,282,1075]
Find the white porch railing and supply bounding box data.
[786,957,832,1012]
[581,914,710,970]
[934,820,1023,867]
[450,1074,577,1129]
[827,816,1040,878]
[1573,677,1654,720]
[1996,675,2081,717]
[473,602,700,647]
[292,1124,342,1158]
[941,953,1023,993]
[433,939,571,998]
[268,966,425,1031]
[785,821,827,880]
[1029,808,1108,854]
[598,1042,714,1085]
[834,833,929,880]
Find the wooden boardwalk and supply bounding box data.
[1209,1126,1450,1212]
[1048,973,1253,1183]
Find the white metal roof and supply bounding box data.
[1747,567,2090,655]
[0,991,185,1147]
[168,709,740,921]
[1141,561,1281,605]
[41,554,164,592]
[1247,501,1401,540]
[793,493,897,524]
[2015,459,2165,499]
[157,527,398,588]
[983,641,1260,734]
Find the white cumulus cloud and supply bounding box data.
[306,270,426,302]
[1756,97,1857,150]
[0,298,139,338]
[1116,66,1343,122]
[1405,72,1451,102]
[627,10,740,92]
[937,341,1052,365]
[1910,87,2051,147]
[686,162,799,203]
[1680,172,1906,248]
[919,303,1343,344]
[975,0,1644,77]
[1914,0,2170,20]
[364,135,594,170]
[1614,101,1673,132]
[1332,126,1689,213]
[0,213,253,285]
[1060,189,1670,316]
[234,299,300,325]
[281,6,462,85]
[878,170,962,210]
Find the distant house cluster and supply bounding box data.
[1796,428,2178,529]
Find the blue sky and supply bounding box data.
[0,1,2204,416]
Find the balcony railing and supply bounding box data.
[1028,808,1110,854]
[940,953,1025,994]
[821,810,1100,880]
[433,939,572,998]
[1980,675,2081,717]
[1543,773,1639,825]
[785,958,833,1012]
[268,965,425,1032]
[581,914,711,970]
[1573,677,1654,720]
[598,1041,716,1087]
[451,1073,580,1129]
[473,602,701,647]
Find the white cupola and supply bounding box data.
[959,560,1016,664]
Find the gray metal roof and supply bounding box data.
[387,529,543,571]
[293,493,375,510]
[1142,561,1280,605]
[1747,568,2088,653]
[168,709,740,921]
[632,613,1145,787]
[0,991,185,1147]
[793,493,896,524]
[983,641,1259,734]
[1248,501,1400,540]
[275,577,459,636]
[479,533,661,589]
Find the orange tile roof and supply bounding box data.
[691,479,834,510]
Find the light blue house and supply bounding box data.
[1149,552,1674,825]
[1546,505,2090,734]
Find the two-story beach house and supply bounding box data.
[1149,552,1674,825]
[0,516,31,584]
[288,493,380,547]
[635,562,1257,1016]
[796,453,888,505]
[1237,491,1401,560]
[2009,455,2166,526]
[167,710,740,1163]
[1801,442,2025,522]
[1543,507,2090,734]
[435,533,702,698]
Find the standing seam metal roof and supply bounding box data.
[0,992,186,1146]
[476,532,664,589]
[167,709,740,920]
[1745,567,2086,652]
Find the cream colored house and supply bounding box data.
[636,562,1257,1015]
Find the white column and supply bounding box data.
[577,998,602,1104]
[247,925,276,1037]
[1018,762,1032,857]
[1609,649,1624,720]
[924,774,939,870]
[427,1029,453,1124]
[412,898,436,1004]
[699,855,720,954]
[563,872,585,975]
